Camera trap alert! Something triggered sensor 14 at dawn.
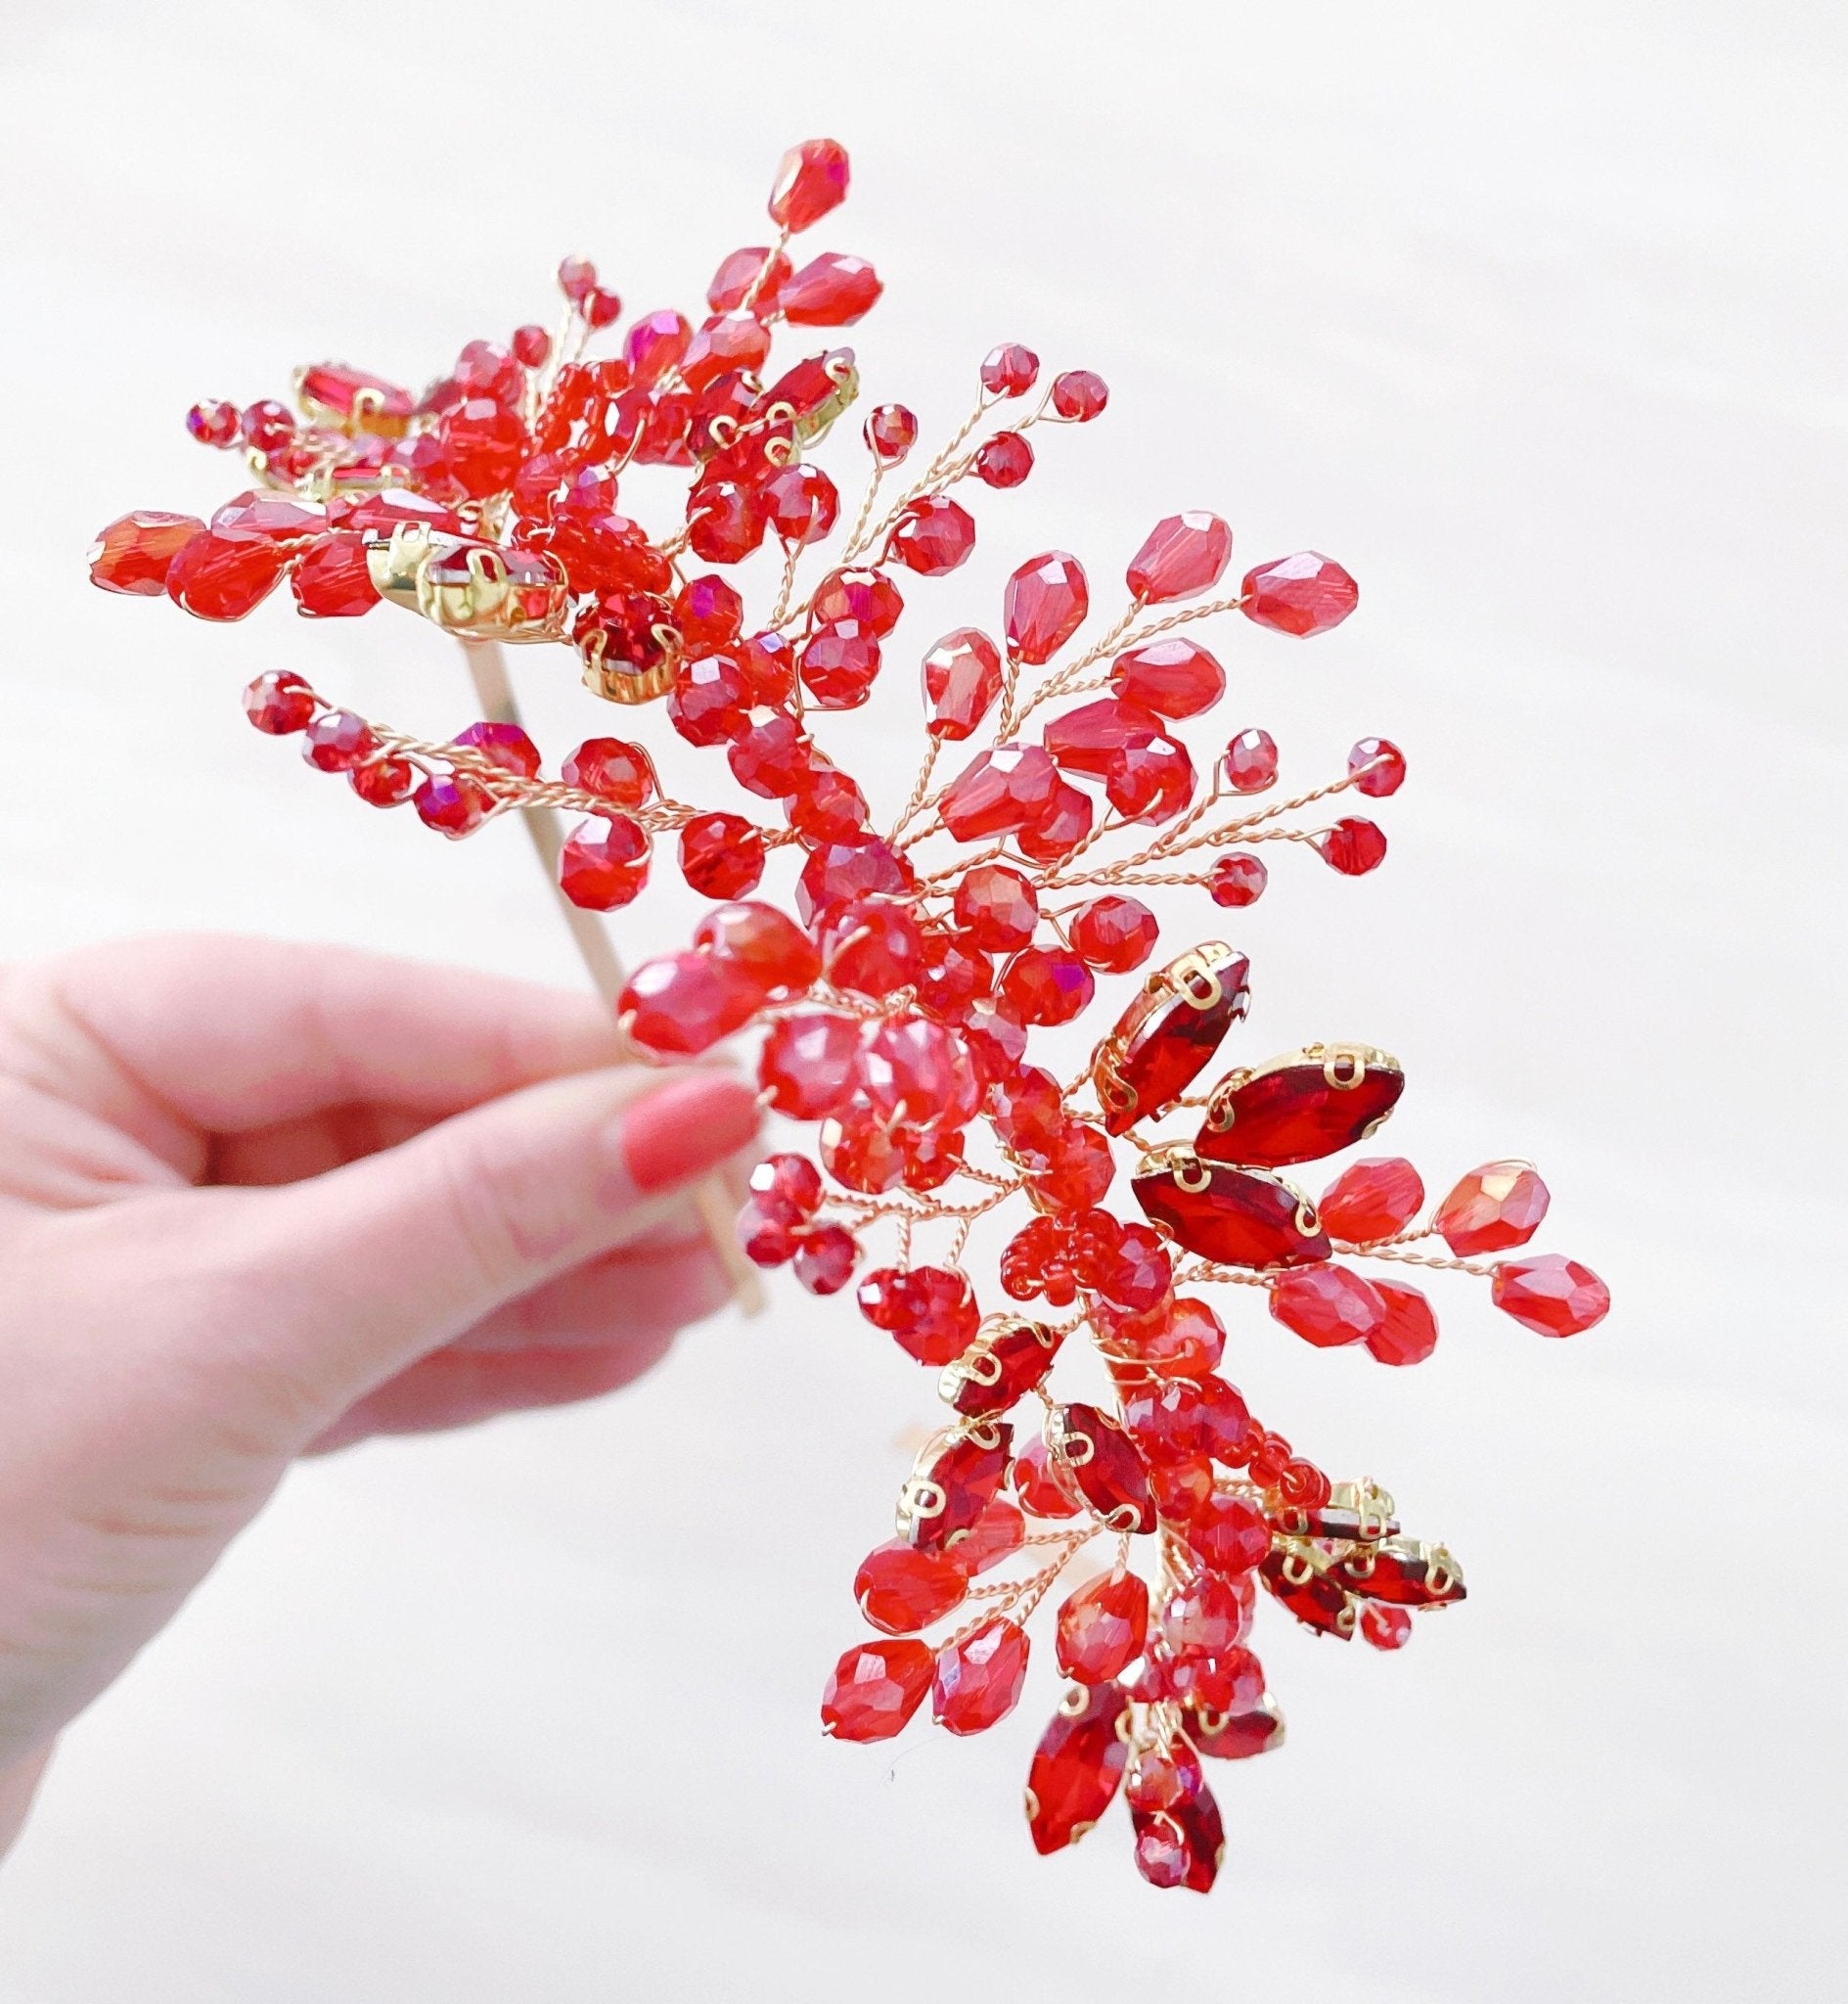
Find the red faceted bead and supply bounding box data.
[765,461,839,545]
[732,708,818,801]
[1366,1281,1440,1366]
[903,1423,1013,1553]
[1241,551,1358,636]
[622,309,691,388]
[584,285,623,328]
[1270,1264,1390,1348]
[1491,1255,1610,1337]
[932,1617,1029,1735]
[1043,695,1160,778]
[855,1540,967,1635]
[980,342,1040,397]
[291,531,380,617]
[1321,1156,1424,1242]
[243,670,317,735]
[759,1012,861,1117]
[954,863,1038,952]
[1110,638,1225,720]
[1106,734,1195,825]
[1362,1603,1414,1651]
[1055,1403,1155,1533]
[1349,735,1406,797]
[795,836,915,925]
[1012,1434,1083,1518]
[1121,1379,1207,1464]
[1435,1161,1551,1254]
[302,708,377,773]
[210,490,327,542]
[749,1152,824,1215]
[1126,511,1233,604]
[940,744,1059,841]
[1069,895,1157,973]
[618,950,763,1056]
[889,495,976,575]
[1019,780,1097,866]
[812,567,903,637]
[823,898,924,997]
[859,1015,976,1127]
[687,478,767,564]
[693,905,817,997]
[186,399,239,446]
[781,253,882,326]
[1193,1702,1285,1761]
[821,1109,902,1197]
[865,402,918,463]
[707,245,791,314]
[822,1639,933,1742]
[349,756,418,808]
[164,531,287,620]
[799,621,880,708]
[563,738,654,807]
[453,720,541,778]
[239,399,294,451]
[678,817,767,903]
[1133,1159,1330,1269]
[975,432,1033,488]
[1096,943,1251,1136]
[1187,1493,1269,1575]
[739,1192,801,1266]
[1159,1573,1253,1662]
[1317,817,1388,875]
[1196,1050,1404,1169]
[769,136,850,230]
[1225,727,1279,793]
[559,814,649,911]
[859,1265,981,1367]
[1113,1295,1227,1381]
[1195,1375,1254,1464]
[737,630,797,706]
[512,323,551,368]
[1209,855,1268,907]
[794,1222,858,1296]
[1026,1682,1129,1854]
[672,572,744,657]
[438,397,527,497]
[1056,1571,1149,1683]
[1005,550,1089,664]
[667,653,751,749]
[955,1495,1026,1574]
[788,764,872,843]
[999,946,1094,1027]
[412,772,494,839]
[922,626,1004,740]
[88,510,206,595]
[680,313,771,394]
[1051,369,1108,420]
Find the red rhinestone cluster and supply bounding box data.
[89,138,1608,1893]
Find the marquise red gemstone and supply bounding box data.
[1025,1682,1129,1853]
[1435,1160,1551,1254]
[1258,1548,1355,1638]
[1131,1778,1225,1893]
[902,1424,1013,1555]
[822,1639,933,1742]
[1320,1156,1423,1242]
[1192,1700,1285,1760]
[1095,943,1251,1136]
[941,1318,1062,1420]
[1334,1538,1465,1608]
[1491,1254,1610,1337]
[1055,1571,1149,1683]
[1133,1157,1330,1269]
[1054,1403,1155,1533]
[1195,1049,1404,1168]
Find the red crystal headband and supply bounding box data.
[88,136,1609,1893]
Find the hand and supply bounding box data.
[0,934,761,1844]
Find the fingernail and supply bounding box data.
[618,1071,761,1194]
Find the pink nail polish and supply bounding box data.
[620,1072,760,1193]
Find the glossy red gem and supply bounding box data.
[953,863,1037,952]
[822,897,924,997]
[732,708,818,801]
[186,399,239,446]
[1349,735,1406,797]
[859,1264,981,1366]
[1026,1682,1129,1853]
[1126,512,1232,604]
[1133,1157,1330,1269]
[1096,943,1251,1136]
[889,495,976,575]
[781,253,882,326]
[759,1011,861,1118]
[1491,1255,1610,1337]
[1269,1264,1389,1348]
[855,1540,967,1635]
[88,510,206,595]
[1362,1604,1414,1651]
[1317,817,1388,875]
[1196,1050,1404,1168]
[1435,1161,1551,1254]
[618,950,762,1056]
[1336,1539,1465,1608]
[1159,1573,1253,1662]
[864,402,918,462]
[1192,1700,1285,1760]
[1056,1571,1149,1683]
[1208,855,1268,907]
[1106,733,1195,825]
[1051,370,1108,420]
[1366,1280,1440,1366]
[559,813,649,911]
[563,738,654,807]
[954,1495,1025,1575]
[765,461,839,545]
[859,1014,977,1126]
[1186,1493,1270,1575]
[1005,550,1089,663]
[922,626,1004,740]
[291,531,380,616]
[1109,638,1226,719]
[1321,1156,1424,1242]
[412,772,494,839]
[687,478,767,564]
[1055,1403,1155,1533]
[799,620,879,708]
[822,1639,933,1742]
[695,884,814,991]
[980,342,1040,397]
[1069,895,1158,973]
[933,1617,1029,1735]
[1131,1781,1224,1893]
[795,835,915,925]
[302,708,376,773]
[1225,726,1279,793]
[940,743,1059,840]
[672,572,744,657]
[1043,696,1160,778]
[769,137,850,229]
[349,756,418,808]
[902,1423,1013,1554]
[975,432,1033,487]
[794,1222,858,1296]
[453,720,541,778]
[1240,551,1359,635]
[942,1319,1063,1420]
[210,491,327,542]
[243,670,317,735]
[999,945,1094,1027]
[164,531,287,620]
[437,397,528,497]
[707,245,791,314]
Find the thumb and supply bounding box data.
[230,1066,760,1425]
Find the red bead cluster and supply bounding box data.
[90,139,1608,1892]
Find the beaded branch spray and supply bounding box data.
[89,138,1610,1893]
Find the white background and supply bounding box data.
[1,1,1843,1997]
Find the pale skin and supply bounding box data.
[0,934,763,1855]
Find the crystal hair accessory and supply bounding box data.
[88,136,1609,1893]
